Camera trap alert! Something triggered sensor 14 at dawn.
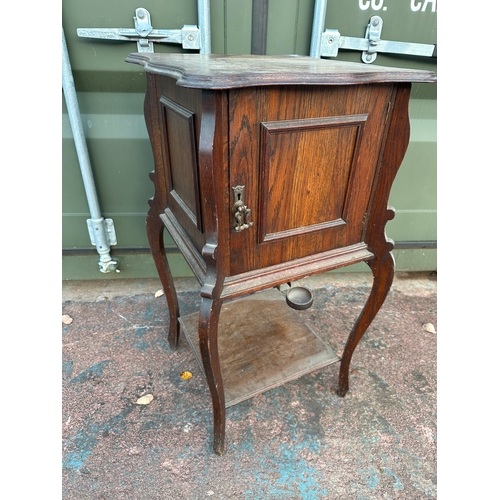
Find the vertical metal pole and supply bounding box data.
[198,0,211,54]
[62,27,118,273]
[310,0,328,57]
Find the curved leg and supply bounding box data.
[198,296,226,455]
[337,250,395,397]
[146,213,180,349]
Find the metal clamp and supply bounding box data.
[77,8,201,53]
[86,218,119,273]
[320,16,436,63]
[362,15,382,63]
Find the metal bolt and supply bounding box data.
[328,38,334,44]
[365,55,372,61]
[188,34,194,41]
[137,9,145,19]
[372,18,379,27]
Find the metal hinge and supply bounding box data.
[320,16,436,64]
[87,218,117,247]
[77,8,201,53]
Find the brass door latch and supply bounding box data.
[232,186,253,232]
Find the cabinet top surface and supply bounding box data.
[125,53,436,89]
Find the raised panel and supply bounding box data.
[160,96,202,231]
[259,115,367,243]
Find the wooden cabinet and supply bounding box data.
[126,53,436,455]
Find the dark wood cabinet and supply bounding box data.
[126,53,436,455]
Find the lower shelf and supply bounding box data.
[179,288,340,407]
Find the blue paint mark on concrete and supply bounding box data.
[361,435,381,445]
[239,438,255,454]
[62,360,73,378]
[62,447,93,472]
[357,466,380,490]
[135,327,150,351]
[245,439,327,499]
[276,445,327,499]
[144,305,154,319]
[135,340,150,351]
[383,467,404,490]
[62,429,98,472]
[63,405,135,472]
[69,360,111,384]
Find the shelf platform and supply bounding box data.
[179,288,340,407]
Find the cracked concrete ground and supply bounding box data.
[62,271,437,500]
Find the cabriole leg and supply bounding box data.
[198,296,226,455]
[146,213,180,349]
[337,251,395,397]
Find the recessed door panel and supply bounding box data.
[259,115,366,242]
[229,84,394,276]
[160,96,203,232]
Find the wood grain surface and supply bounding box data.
[125,53,436,88]
[179,289,340,407]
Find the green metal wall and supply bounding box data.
[62,0,437,280]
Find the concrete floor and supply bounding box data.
[62,271,437,499]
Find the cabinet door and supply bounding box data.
[228,83,395,276]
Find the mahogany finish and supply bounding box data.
[126,53,436,455]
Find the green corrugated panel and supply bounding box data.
[267,0,309,55]
[62,0,436,279]
[387,96,437,243]
[224,0,254,54]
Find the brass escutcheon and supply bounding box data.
[232,185,253,232]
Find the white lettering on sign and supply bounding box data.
[411,0,437,12]
[359,0,387,11]
[360,0,437,12]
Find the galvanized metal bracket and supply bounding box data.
[77,8,201,53]
[87,218,117,247]
[320,16,436,63]
[87,218,119,273]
